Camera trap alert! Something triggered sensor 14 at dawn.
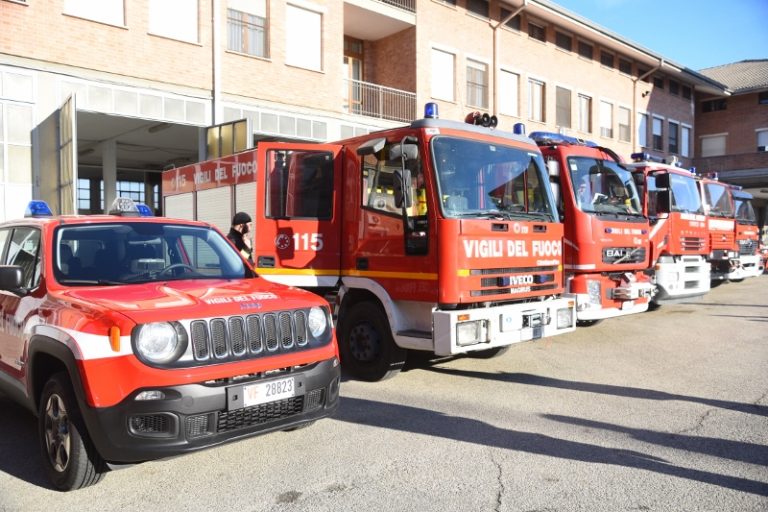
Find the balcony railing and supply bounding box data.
[344,79,416,123]
[374,0,416,13]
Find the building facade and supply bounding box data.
[0,0,730,221]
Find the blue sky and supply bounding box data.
[552,0,768,70]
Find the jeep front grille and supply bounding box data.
[190,310,311,364]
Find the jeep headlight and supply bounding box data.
[308,306,329,338]
[134,322,187,364]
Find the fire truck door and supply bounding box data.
[254,143,343,287]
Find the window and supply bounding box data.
[757,129,768,150]
[555,32,572,51]
[431,48,455,101]
[759,92,768,105]
[618,106,630,142]
[668,121,679,154]
[528,79,545,122]
[64,0,124,25]
[227,1,268,58]
[466,0,489,18]
[499,8,521,30]
[681,125,691,157]
[578,41,593,60]
[653,76,664,90]
[6,227,41,289]
[599,101,613,138]
[556,87,571,129]
[638,68,650,82]
[702,99,727,113]
[600,51,614,69]
[499,70,519,117]
[286,4,322,71]
[652,117,663,151]
[701,134,726,157]
[266,149,333,219]
[148,0,197,43]
[669,80,680,95]
[528,22,546,42]
[637,113,648,147]
[682,86,692,100]
[577,94,591,133]
[466,59,488,108]
[619,58,632,75]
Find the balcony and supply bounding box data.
[344,79,416,123]
[344,0,416,41]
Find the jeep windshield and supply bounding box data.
[53,222,252,285]
[431,136,557,221]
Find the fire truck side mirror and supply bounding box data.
[389,143,418,162]
[0,265,24,291]
[393,169,413,209]
[654,173,671,214]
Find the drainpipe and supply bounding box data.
[632,58,663,154]
[492,0,528,117]
[212,0,222,125]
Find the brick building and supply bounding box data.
[0,0,736,220]
[695,60,768,228]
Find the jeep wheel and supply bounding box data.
[39,373,106,491]
[339,301,406,381]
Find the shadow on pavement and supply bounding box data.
[424,368,768,417]
[334,396,768,496]
[543,414,768,466]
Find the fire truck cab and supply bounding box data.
[729,187,764,279]
[626,156,710,304]
[164,105,576,382]
[0,199,339,491]
[531,133,654,325]
[698,175,739,283]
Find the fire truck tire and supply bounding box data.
[576,319,602,327]
[38,372,106,491]
[338,301,407,382]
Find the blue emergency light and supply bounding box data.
[424,102,439,119]
[24,200,53,218]
[513,123,526,135]
[135,202,154,216]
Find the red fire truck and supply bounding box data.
[530,133,654,324]
[624,155,710,304]
[729,187,764,279]
[0,198,339,490]
[697,175,739,283]
[163,105,576,381]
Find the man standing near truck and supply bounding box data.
[227,211,253,263]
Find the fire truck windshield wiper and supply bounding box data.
[57,279,124,286]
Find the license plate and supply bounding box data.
[243,376,295,407]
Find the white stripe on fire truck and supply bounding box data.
[33,324,133,360]
[650,217,667,239]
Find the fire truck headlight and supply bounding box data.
[456,320,485,346]
[134,322,188,364]
[587,280,602,305]
[556,308,574,329]
[308,307,329,338]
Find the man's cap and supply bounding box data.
[232,212,252,225]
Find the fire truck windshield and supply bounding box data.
[431,136,556,221]
[669,173,704,214]
[703,183,734,217]
[567,157,641,215]
[734,197,757,223]
[53,222,251,285]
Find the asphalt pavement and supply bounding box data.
[1,275,766,511]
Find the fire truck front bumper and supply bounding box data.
[726,255,763,280]
[79,357,341,464]
[432,296,576,356]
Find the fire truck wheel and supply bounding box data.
[576,319,602,327]
[339,301,407,382]
[38,372,106,491]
